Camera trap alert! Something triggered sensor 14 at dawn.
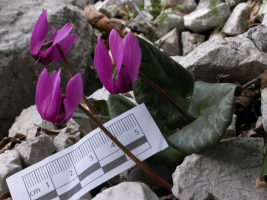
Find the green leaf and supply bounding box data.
[133,36,195,129]
[72,99,110,132]
[168,81,242,154]
[147,124,187,164]
[107,94,136,119]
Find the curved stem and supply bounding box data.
[78,104,173,192]
[138,73,193,123]
[55,44,99,115]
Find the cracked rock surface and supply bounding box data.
[172,138,267,200]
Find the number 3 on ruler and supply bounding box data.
[111,142,115,148]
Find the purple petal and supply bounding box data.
[122,32,141,85]
[53,23,74,45]
[94,36,115,94]
[48,27,57,41]
[35,68,53,118]
[59,73,83,124]
[109,29,123,73]
[38,46,54,66]
[43,70,62,122]
[50,34,77,63]
[30,10,49,56]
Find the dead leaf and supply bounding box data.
[234,88,260,108]
[261,74,267,89]
[84,5,125,40]
[256,178,267,188]
[0,191,10,200]
[34,124,61,135]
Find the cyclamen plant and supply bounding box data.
[32,10,242,191]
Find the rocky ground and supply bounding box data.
[1,0,267,199]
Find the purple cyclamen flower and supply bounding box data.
[30,10,77,66]
[36,68,83,124]
[94,29,141,94]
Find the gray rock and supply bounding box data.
[184,3,231,32]
[127,11,154,33]
[196,0,223,10]
[178,28,267,83]
[162,0,197,13]
[172,138,267,200]
[258,0,267,23]
[0,0,101,139]
[128,161,175,194]
[0,150,22,196]
[181,31,205,56]
[222,3,251,36]
[95,0,122,18]
[92,182,159,200]
[54,126,81,152]
[155,28,181,56]
[154,8,186,37]
[208,28,224,40]
[67,0,95,9]
[261,88,267,133]
[15,135,56,167]
[243,26,267,53]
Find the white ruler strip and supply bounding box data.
[7,104,168,200]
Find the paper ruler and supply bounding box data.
[7,104,168,200]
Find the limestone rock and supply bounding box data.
[0,150,22,196]
[222,3,251,36]
[196,0,224,10]
[223,114,237,139]
[162,0,197,13]
[155,28,181,56]
[15,135,56,167]
[208,28,224,41]
[0,0,101,139]
[184,3,231,32]
[127,11,154,33]
[172,138,267,200]
[243,26,267,53]
[154,8,186,38]
[261,88,267,133]
[9,105,42,139]
[181,31,205,56]
[92,182,159,200]
[178,28,267,83]
[67,0,95,9]
[54,126,81,152]
[95,0,122,18]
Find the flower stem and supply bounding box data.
[77,103,173,192]
[55,44,99,115]
[138,73,193,123]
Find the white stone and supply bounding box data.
[196,0,223,10]
[95,0,122,18]
[8,105,42,139]
[67,0,94,9]
[222,3,251,36]
[162,0,197,13]
[155,28,181,56]
[178,28,267,83]
[181,31,205,56]
[127,11,154,33]
[92,182,159,200]
[208,28,224,41]
[184,3,231,32]
[154,8,186,37]
[15,135,56,167]
[172,138,267,200]
[54,127,81,152]
[0,150,22,195]
[89,87,137,105]
[243,26,267,53]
